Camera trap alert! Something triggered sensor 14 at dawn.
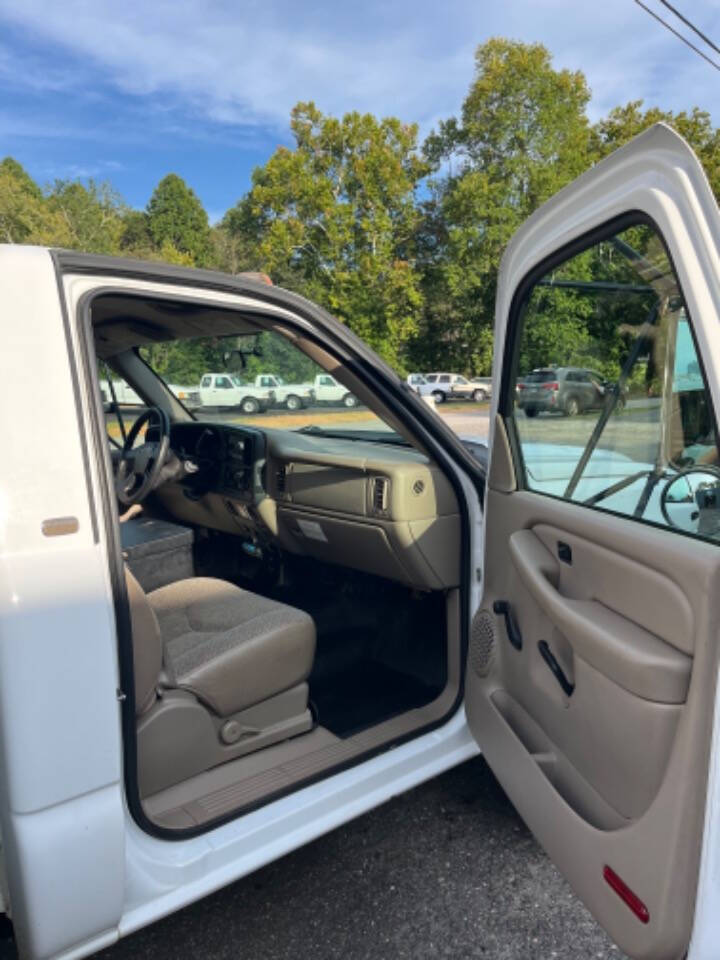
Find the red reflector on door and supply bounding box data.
[603,865,650,924]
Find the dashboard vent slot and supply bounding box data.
[372,476,389,514]
[276,465,287,495]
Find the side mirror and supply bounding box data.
[661,468,720,537]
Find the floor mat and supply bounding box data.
[310,660,442,738]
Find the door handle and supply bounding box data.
[538,640,574,696]
[493,600,522,650]
[508,529,691,703]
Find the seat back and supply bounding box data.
[125,567,164,715]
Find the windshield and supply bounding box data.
[139,331,400,440]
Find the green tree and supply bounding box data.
[414,38,593,374]
[146,173,211,265]
[118,209,153,254]
[222,102,430,369]
[591,102,720,199]
[46,179,125,253]
[0,157,70,245]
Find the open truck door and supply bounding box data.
[465,124,720,960]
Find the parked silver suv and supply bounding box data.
[516,366,625,417]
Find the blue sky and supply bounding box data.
[1,0,719,222]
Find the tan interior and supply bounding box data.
[466,417,720,960]
[127,568,316,796]
[93,290,465,832]
[129,553,462,812]
[155,429,461,592]
[144,588,462,828]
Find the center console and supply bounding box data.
[121,515,194,592]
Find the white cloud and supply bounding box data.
[0,0,717,142]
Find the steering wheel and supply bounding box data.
[660,464,720,528]
[115,406,171,506]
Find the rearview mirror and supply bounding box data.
[222,334,263,370]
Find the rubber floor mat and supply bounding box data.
[310,660,442,738]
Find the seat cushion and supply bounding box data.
[147,578,316,716]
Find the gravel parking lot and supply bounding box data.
[68,758,623,960]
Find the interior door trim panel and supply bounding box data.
[509,529,692,703]
[468,487,720,960]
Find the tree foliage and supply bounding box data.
[146,174,211,265]
[0,157,71,245]
[591,101,720,197]
[413,38,593,374]
[46,179,126,253]
[2,37,720,383]
[224,102,429,369]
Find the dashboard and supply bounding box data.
[170,422,266,502]
[156,422,461,591]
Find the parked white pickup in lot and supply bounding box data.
[252,374,315,409]
[99,378,141,405]
[198,372,274,413]
[100,379,200,408]
[311,373,358,406]
[2,127,720,960]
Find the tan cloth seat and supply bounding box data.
[126,569,316,717]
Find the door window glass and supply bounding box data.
[216,376,233,389]
[507,221,720,542]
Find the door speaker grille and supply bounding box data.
[469,609,496,677]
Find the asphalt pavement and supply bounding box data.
[82,758,623,960]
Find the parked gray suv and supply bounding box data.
[516,366,625,417]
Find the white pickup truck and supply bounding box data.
[99,378,141,405]
[100,379,200,408]
[2,127,720,960]
[311,373,358,406]
[252,374,315,409]
[198,372,274,413]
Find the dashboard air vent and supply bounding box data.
[276,465,287,496]
[372,476,389,514]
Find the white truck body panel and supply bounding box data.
[98,379,141,405]
[198,373,273,410]
[486,123,720,960]
[311,374,357,405]
[0,247,125,959]
[0,255,483,959]
[254,374,314,407]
